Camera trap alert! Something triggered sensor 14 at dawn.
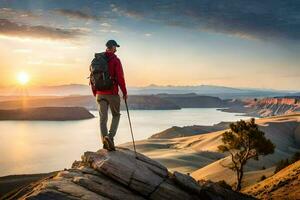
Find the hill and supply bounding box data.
[2,148,254,200]
[121,113,300,188]
[190,114,300,187]
[0,95,180,110]
[1,84,298,99]
[242,160,300,199]
[221,97,300,117]
[159,95,228,108]
[0,107,94,120]
[2,95,299,116]
[0,172,56,198]
[149,122,230,139]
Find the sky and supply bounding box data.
[0,0,299,90]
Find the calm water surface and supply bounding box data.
[0,108,250,176]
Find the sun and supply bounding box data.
[17,72,30,85]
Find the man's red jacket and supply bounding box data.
[91,51,127,97]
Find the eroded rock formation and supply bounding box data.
[13,148,254,200]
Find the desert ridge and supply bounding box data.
[121,113,300,188]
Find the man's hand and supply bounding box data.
[123,94,128,101]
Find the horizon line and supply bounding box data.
[0,83,299,93]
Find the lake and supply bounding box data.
[0,108,250,176]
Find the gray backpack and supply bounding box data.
[89,52,114,90]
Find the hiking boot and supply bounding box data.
[102,137,110,150]
[105,136,116,151]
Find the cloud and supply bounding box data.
[53,9,107,21]
[99,28,119,33]
[110,3,144,20]
[100,22,111,27]
[111,0,300,41]
[0,19,85,40]
[1,1,298,41]
[13,48,32,53]
[0,7,39,19]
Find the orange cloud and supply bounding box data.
[0,19,85,40]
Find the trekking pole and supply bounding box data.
[124,99,138,158]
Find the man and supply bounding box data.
[91,40,127,151]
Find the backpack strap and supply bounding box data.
[100,52,117,83]
[105,53,116,62]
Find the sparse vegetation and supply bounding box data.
[291,151,300,163]
[275,159,290,173]
[260,175,266,181]
[275,152,300,173]
[218,118,275,191]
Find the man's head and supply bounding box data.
[106,40,120,53]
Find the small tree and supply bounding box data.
[218,118,275,191]
[291,152,300,163]
[274,159,290,173]
[260,175,267,181]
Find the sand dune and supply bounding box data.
[121,113,300,188]
[121,136,226,173]
[192,114,300,187]
[242,160,300,199]
[149,122,229,139]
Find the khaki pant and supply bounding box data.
[96,94,121,141]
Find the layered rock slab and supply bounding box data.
[16,147,254,200]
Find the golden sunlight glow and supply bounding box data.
[17,72,30,85]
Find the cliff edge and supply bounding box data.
[4,148,254,200]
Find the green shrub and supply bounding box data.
[275,152,300,174]
[291,152,300,163]
[260,175,267,181]
[275,159,290,173]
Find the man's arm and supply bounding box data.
[115,59,127,99]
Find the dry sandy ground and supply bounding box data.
[121,113,300,188]
[242,160,300,199]
[0,172,56,198]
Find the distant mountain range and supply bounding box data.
[0,84,299,99]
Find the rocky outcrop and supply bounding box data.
[10,148,254,200]
[221,97,300,117]
[248,98,300,117]
[0,107,94,121]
